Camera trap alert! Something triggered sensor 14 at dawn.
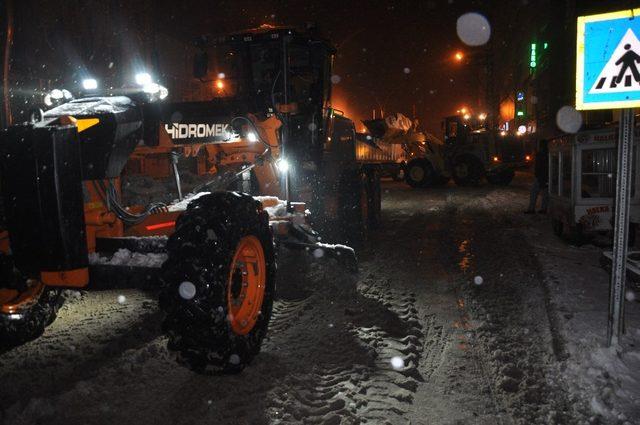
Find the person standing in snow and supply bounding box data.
[525,139,549,214]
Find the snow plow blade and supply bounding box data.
[282,240,358,273]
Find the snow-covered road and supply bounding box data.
[2,173,637,424]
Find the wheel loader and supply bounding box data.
[0,25,380,374]
[361,113,531,188]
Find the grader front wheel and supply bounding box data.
[159,192,275,374]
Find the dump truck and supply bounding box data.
[0,25,379,374]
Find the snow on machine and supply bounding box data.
[359,113,450,187]
[0,25,380,374]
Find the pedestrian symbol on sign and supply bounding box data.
[590,28,640,93]
[615,43,640,85]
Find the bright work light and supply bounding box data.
[82,78,98,90]
[135,72,152,86]
[277,158,290,173]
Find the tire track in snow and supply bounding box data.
[267,299,312,335]
[259,263,425,424]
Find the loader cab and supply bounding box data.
[194,26,334,116]
[443,115,471,145]
[193,26,335,165]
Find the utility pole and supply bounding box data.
[2,0,14,127]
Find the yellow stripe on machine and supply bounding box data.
[75,118,100,132]
[58,115,100,132]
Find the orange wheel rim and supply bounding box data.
[227,235,266,335]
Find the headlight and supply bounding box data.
[44,88,73,107]
[277,158,290,173]
[82,78,98,90]
[142,82,169,100]
[135,72,152,86]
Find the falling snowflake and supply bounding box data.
[229,354,241,365]
[390,356,405,370]
[313,248,324,258]
[556,106,583,134]
[179,281,197,300]
[626,290,636,302]
[456,13,491,46]
[474,276,484,285]
[331,75,341,84]
[403,67,411,74]
[117,295,126,304]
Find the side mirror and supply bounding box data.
[193,51,208,79]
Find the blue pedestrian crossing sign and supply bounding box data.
[577,8,640,110]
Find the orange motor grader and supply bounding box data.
[0,26,380,373]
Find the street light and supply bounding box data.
[463,113,471,120]
[478,112,487,121]
[454,51,464,62]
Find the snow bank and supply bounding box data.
[524,216,640,423]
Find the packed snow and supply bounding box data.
[88,249,167,268]
[3,172,640,424]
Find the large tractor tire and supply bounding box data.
[338,170,369,245]
[159,192,275,374]
[0,286,62,348]
[366,168,382,228]
[405,159,435,188]
[452,156,484,186]
[487,168,515,186]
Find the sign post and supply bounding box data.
[576,8,640,346]
[609,109,634,345]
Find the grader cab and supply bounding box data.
[0,25,377,374]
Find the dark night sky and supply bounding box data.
[8,0,529,134]
[155,0,485,133]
